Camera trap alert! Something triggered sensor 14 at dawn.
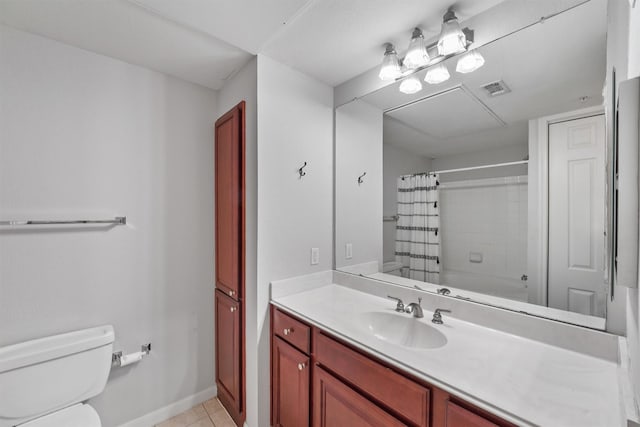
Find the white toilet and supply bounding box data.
[0,325,114,427]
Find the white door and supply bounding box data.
[548,114,606,317]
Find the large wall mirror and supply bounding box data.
[335,0,615,329]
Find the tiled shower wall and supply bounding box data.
[439,176,528,300]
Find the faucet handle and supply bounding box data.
[432,308,452,324]
[387,295,405,312]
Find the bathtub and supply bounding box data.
[440,270,529,302]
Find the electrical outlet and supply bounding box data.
[311,248,320,265]
[345,243,353,259]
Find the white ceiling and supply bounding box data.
[0,0,504,89]
[260,0,504,86]
[386,86,505,139]
[365,0,606,157]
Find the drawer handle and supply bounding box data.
[230,307,237,313]
[228,290,235,297]
[297,363,306,371]
[283,328,294,336]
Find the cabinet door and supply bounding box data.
[445,402,498,427]
[215,290,241,415]
[215,102,244,299]
[272,337,310,427]
[313,366,407,427]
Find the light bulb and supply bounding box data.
[399,76,423,94]
[456,50,485,73]
[378,43,402,81]
[424,63,450,84]
[403,28,430,70]
[437,10,467,56]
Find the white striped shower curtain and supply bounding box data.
[395,174,440,283]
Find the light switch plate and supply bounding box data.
[346,243,353,259]
[311,247,320,265]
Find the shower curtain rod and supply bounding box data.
[402,160,528,177]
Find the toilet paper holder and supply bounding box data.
[112,343,151,367]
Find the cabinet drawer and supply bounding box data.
[273,308,311,354]
[314,330,430,427]
[445,402,498,427]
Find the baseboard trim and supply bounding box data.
[117,385,217,427]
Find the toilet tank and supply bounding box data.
[0,325,114,427]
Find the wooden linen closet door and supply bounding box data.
[215,101,245,426]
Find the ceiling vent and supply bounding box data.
[482,80,511,97]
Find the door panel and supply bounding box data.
[548,114,605,316]
[215,289,241,407]
[313,366,406,427]
[215,106,243,298]
[445,401,498,427]
[272,337,310,427]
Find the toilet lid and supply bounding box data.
[20,404,100,427]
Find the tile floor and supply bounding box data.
[155,398,236,427]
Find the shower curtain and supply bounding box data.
[395,174,440,283]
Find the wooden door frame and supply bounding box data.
[214,101,246,426]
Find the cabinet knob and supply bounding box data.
[297,363,306,371]
[228,290,235,297]
[283,328,293,336]
[230,306,237,313]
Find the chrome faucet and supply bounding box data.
[405,297,424,318]
[432,308,452,324]
[387,295,405,312]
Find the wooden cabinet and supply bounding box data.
[444,402,499,427]
[215,290,241,415]
[314,330,429,427]
[271,337,310,427]
[215,102,245,300]
[270,304,515,427]
[313,366,406,427]
[215,102,245,426]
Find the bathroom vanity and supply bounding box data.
[271,306,514,427]
[270,271,632,427]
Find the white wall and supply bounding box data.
[382,144,431,262]
[335,100,383,269]
[217,57,258,427]
[0,25,218,427]
[255,55,334,427]
[630,4,640,79]
[624,0,640,408]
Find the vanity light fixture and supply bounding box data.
[378,43,402,80]
[399,76,423,94]
[437,9,467,56]
[424,63,450,84]
[403,28,430,70]
[456,49,485,73]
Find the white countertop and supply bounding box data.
[272,283,625,427]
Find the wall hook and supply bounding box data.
[298,162,307,178]
[358,172,367,185]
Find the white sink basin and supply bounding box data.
[358,312,447,350]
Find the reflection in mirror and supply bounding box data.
[335,0,609,329]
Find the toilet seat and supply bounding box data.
[20,404,100,427]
